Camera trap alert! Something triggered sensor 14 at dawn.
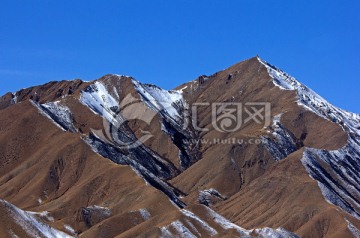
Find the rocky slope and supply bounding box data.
[0,57,359,237]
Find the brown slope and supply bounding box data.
[0,76,237,237]
[215,149,360,237]
[171,57,347,195]
[0,99,180,236]
[0,199,74,238]
[170,57,352,237]
[0,98,262,238]
[0,201,35,238]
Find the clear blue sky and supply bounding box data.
[1,1,359,113]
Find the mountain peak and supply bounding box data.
[1,58,360,237]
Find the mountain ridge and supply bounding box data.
[0,57,359,237]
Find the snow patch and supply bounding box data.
[254,227,300,238]
[132,80,184,123]
[80,81,119,122]
[160,206,298,237]
[178,85,188,94]
[0,199,73,238]
[198,188,226,206]
[11,92,18,104]
[346,219,360,238]
[87,205,112,217]
[31,100,67,132]
[64,225,77,236]
[113,86,119,100]
[301,143,360,219]
[181,209,218,236]
[160,220,197,238]
[8,230,20,238]
[262,114,297,161]
[204,206,250,235]
[41,101,77,132]
[184,219,201,237]
[139,208,151,220]
[205,206,298,237]
[27,211,55,222]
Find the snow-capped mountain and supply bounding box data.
[259,58,360,220]
[0,57,359,237]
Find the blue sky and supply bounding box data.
[1,1,359,113]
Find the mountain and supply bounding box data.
[0,56,359,238]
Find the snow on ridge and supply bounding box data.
[204,206,298,237]
[181,209,218,236]
[185,205,298,237]
[346,219,360,238]
[132,79,185,123]
[203,206,250,236]
[132,79,200,171]
[301,142,360,219]
[0,199,73,238]
[258,57,360,136]
[31,100,77,132]
[80,81,119,122]
[262,114,298,161]
[258,57,360,219]
[160,220,197,238]
[41,101,77,132]
[171,220,197,238]
[132,80,200,170]
[184,219,201,237]
[30,100,67,132]
[254,227,300,238]
[159,206,298,237]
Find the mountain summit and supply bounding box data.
[0,57,359,238]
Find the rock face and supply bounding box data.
[0,57,359,237]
